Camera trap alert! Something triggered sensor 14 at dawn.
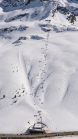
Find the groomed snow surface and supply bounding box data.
[0,0,78,135]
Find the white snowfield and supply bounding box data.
[0,0,78,135]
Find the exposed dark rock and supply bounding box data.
[0,0,35,12]
[31,35,44,40]
[13,100,17,103]
[5,13,29,22]
[14,95,16,98]
[3,95,5,98]
[39,24,52,28]
[41,27,51,32]
[57,6,70,15]
[19,36,27,40]
[0,25,28,36]
[67,14,76,23]
[25,0,34,5]
[18,25,28,31]
[13,36,27,44]
[57,6,76,23]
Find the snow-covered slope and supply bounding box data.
[0,0,78,134]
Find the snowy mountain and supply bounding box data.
[0,0,78,134]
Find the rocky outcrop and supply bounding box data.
[0,0,33,11]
